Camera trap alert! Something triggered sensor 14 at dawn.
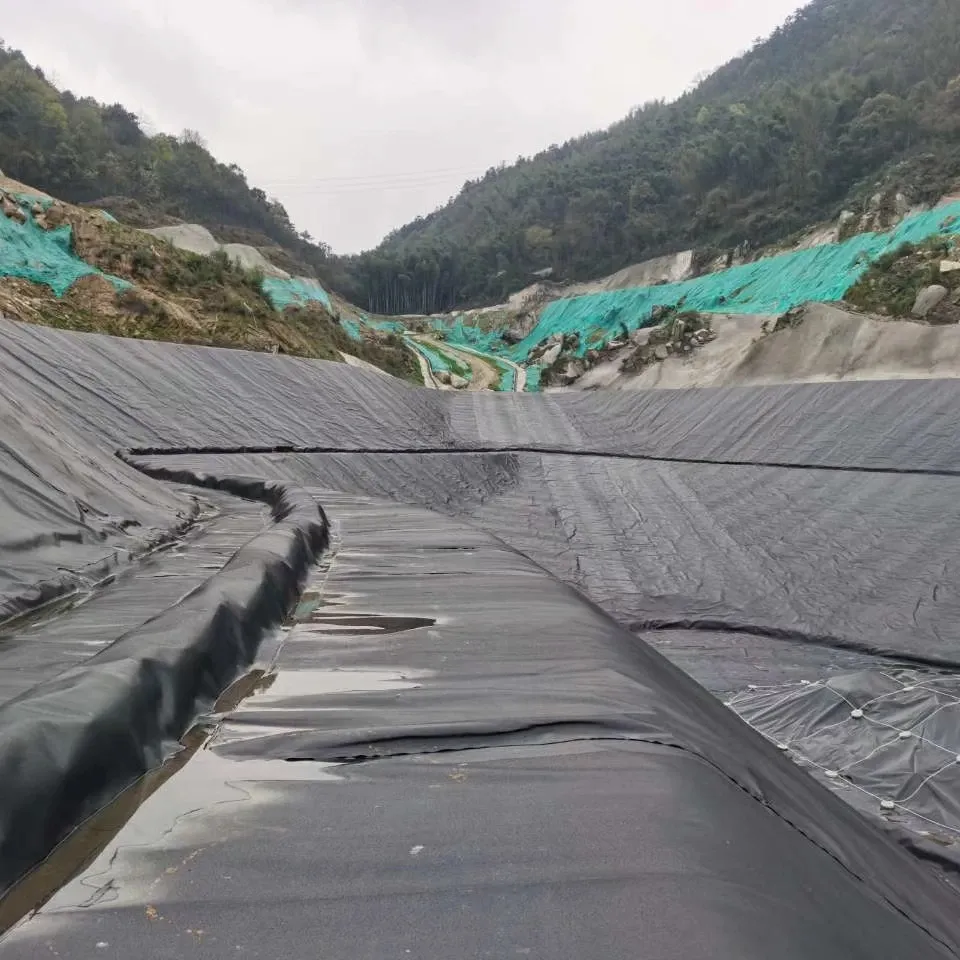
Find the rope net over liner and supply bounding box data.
[731,669,960,853]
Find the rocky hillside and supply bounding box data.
[0,175,420,381]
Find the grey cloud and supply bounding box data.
[5,0,807,252]
[361,0,561,59]
[6,2,223,135]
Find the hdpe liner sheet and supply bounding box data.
[4,496,960,959]
[140,448,960,865]
[6,317,960,471]
[10,311,960,628]
[3,318,960,951]
[0,388,197,622]
[144,450,960,681]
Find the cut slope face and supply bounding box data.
[144,223,295,280]
[142,224,220,257]
[574,304,960,391]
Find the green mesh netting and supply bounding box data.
[431,316,504,353]
[0,205,126,296]
[261,276,333,312]
[496,365,516,392]
[12,193,53,209]
[411,339,455,374]
[368,317,406,334]
[340,318,363,341]
[524,365,542,391]
[433,201,960,390]
[340,312,399,342]
[521,203,960,360]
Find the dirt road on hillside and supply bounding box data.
[415,336,500,390]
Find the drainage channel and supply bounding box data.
[0,535,336,938]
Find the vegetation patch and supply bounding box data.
[283,303,422,383]
[339,1,960,314]
[844,238,960,319]
[0,40,334,288]
[446,355,472,380]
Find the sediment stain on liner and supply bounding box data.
[0,745,339,941]
[298,611,436,636]
[255,668,432,702]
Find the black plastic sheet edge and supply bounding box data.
[0,462,328,895]
[126,443,960,479]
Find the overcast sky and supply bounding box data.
[6,0,806,253]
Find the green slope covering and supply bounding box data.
[261,276,333,312]
[0,203,127,294]
[520,202,960,358]
[433,200,960,389]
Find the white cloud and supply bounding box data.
[4,0,807,252]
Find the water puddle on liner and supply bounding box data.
[0,713,339,938]
[256,667,432,703]
[1,744,340,936]
[291,591,436,637]
[0,579,436,935]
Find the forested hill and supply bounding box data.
[0,41,331,278]
[340,0,960,315]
